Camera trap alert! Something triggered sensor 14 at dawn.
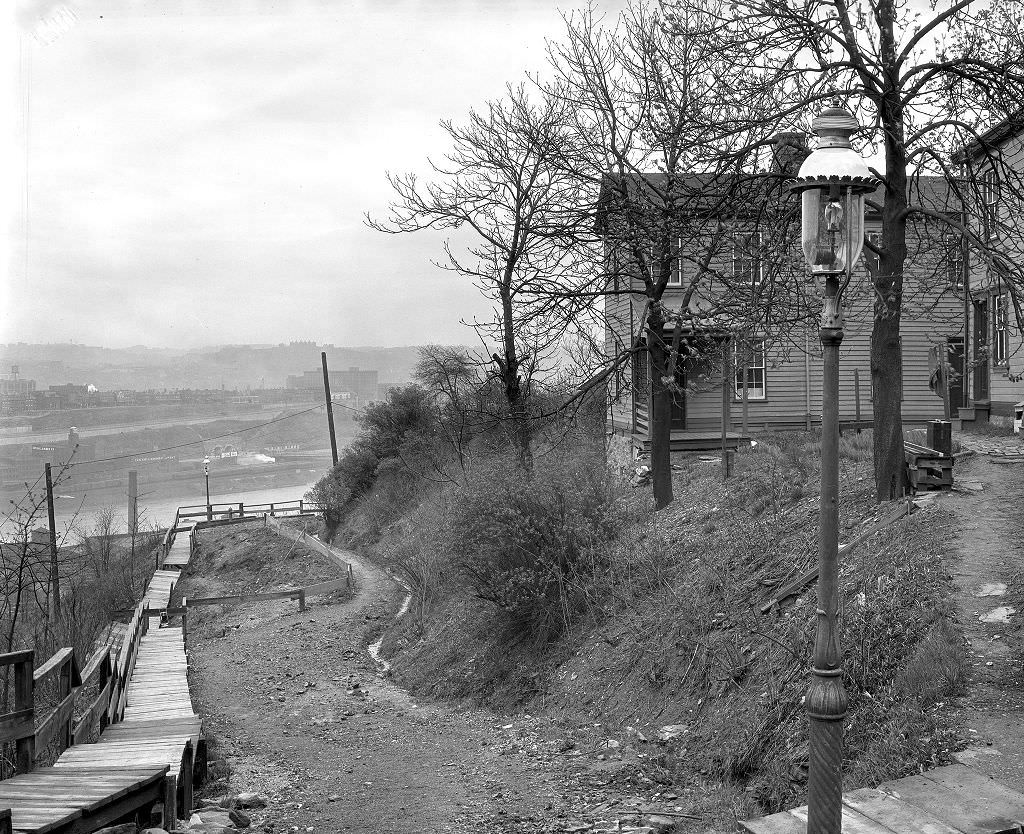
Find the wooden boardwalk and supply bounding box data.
[52,619,201,823]
[160,526,193,570]
[740,764,1024,834]
[0,522,203,832]
[0,497,324,833]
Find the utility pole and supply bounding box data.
[128,470,138,535]
[321,351,339,467]
[44,463,61,620]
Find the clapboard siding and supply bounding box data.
[601,186,1004,436]
[979,131,1024,414]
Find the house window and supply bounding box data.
[993,292,1009,366]
[733,232,763,286]
[943,231,964,290]
[670,236,683,287]
[982,168,999,240]
[734,339,767,400]
[863,230,881,273]
[648,241,682,287]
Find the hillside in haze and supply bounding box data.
[0,342,453,390]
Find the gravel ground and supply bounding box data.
[943,453,1024,792]
[182,537,711,833]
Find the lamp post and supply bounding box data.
[203,456,211,522]
[789,105,876,832]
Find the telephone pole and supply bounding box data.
[128,469,138,535]
[321,351,339,466]
[44,463,61,620]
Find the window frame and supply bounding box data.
[982,168,1000,240]
[942,231,965,291]
[864,230,881,274]
[649,240,683,288]
[733,338,767,401]
[993,292,1010,367]
[732,231,763,287]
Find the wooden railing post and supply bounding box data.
[98,651,111,735]
[239,501,244,518]
[298,590,306,612]
[163,774,178,827]
[14,652,35,774]
[299,499,304,514]
[270,502,275,516]
[60,655,73,751]
[181,741,194,816]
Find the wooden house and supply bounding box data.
[603,171,969,450]
[953,110,1024,428]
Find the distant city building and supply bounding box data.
[286,367,379,401]
[0,366,36,415]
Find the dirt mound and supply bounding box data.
[172,521,352,634]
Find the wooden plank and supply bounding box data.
[34,690,76,755]
[787,804,899,834]
[760,501,914,613]
[842,788,963,834]
[880,767,1024,834]
[0,710,34,745]
[0,650,34,666]
[738,810,805,834]
[32,648,73,685]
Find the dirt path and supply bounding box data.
[944,453,1024,792]
[185,542,585,833]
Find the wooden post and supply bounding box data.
[854,369,862,433]
[239,502,244,518]
[98,651,111,735]
[60,655,73,751]
[721,342,732,479]
[942,351,952,419]
[299,499,304,515]
[322,352,339,467]
[270,502,275,517]
[298,590,306,612]
[163,774,178,826]
[44,463,61,620]
[14,653,35,774]
[181,597,188,651]
[128,469,138,535]
[741,359,750,436]
[181,741,194,816]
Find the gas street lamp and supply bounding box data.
[789,105,877,833]
[203,456,212,522]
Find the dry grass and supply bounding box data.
[364,430,970,818]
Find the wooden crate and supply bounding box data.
[904,440,953,491]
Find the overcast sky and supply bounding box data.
[2,0,618,350]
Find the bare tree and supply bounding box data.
[368,85,592,470]
[662,0,1024,499]
[546,1,809,508]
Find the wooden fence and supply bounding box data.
[158,499,326,569]
[264,513,352,575]
[0,599,149,775]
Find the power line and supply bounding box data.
[69,403,333,466]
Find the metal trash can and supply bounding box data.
[1014,401,1024,434]
[927,419,952,455]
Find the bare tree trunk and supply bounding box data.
[647,313,674,509]
[499,280,532,471]
[873,94,910,500]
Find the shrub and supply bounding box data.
[441,450,627,643]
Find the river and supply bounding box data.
[2,467,327,538]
